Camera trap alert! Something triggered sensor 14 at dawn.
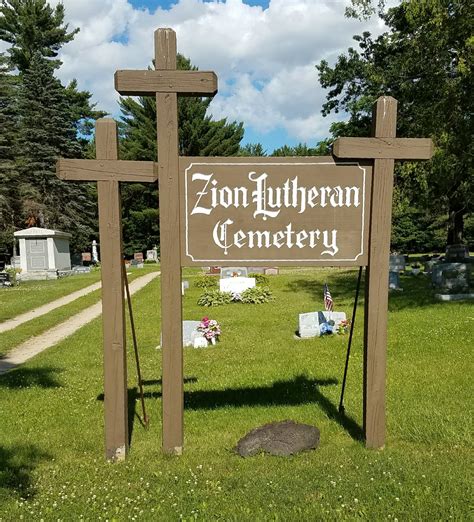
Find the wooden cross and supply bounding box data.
[333,97,433,449]
[57,118,157,461]
[115,28,218,455]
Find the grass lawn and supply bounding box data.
[0,266,160,357]
[0,268,472,520]
[0,271,102,322]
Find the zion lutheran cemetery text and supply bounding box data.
[181,159,372,264]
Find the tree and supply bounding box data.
[238,143,267,156]
[0,53,20,253]
[119,54,245,254]
[271,140,331,156]
[0,0,78,72]
[15,52,96,250]
[317,0,473,247]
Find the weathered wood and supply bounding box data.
[363,96,397,449]
[115,70,218,97]
[333,137,433,160]
[57,158,157,182]
[155,28,184,455]
[95,118,128,461]
[179,156,373,267]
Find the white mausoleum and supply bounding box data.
[14,227,72,280]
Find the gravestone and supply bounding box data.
[221,267,248,279]
[182,321,204,347]
[134,252,144,262]
[432,263,473,301]
[146,248,158,262]
[92,239,99,263]
[265,267,279,276]
[389,255,406,272]
[446,244,470,261]
[389,271,401,290]
[298,311,347,338]
[298,312,320,338]
[247,266,265,274]
[181,280,189,296]
[219,276,255,294]
[82,252,92,263]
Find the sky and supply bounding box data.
[3,0,398,152]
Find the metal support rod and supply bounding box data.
[339,266,364,414]
[122,262,149,427]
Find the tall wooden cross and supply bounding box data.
[57,118,157,460]
[115,28,218,454]
[333,96,433,448]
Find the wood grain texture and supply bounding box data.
[95,118,129,461]
[57,159,157,182]
[115,70,218,96]
[333,137,433,159]
[155,28,184,455]
[363,96,397,450]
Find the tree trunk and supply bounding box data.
[447,204,464,245]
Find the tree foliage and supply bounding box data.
[0,0,78,72]
[317,0,473,248]
[0,0,103,254]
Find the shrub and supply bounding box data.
[194,274,218,289]
[197,289,232,307]
[248,273,270,286]
[241,286,273,304]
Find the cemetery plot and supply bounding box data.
[180,157,372,266]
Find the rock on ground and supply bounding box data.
[235,420,320,457]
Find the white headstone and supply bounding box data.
[299,312,320,338]
[92,239,99,263]
[219,276,256,294]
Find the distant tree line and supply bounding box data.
[1,0,470,258]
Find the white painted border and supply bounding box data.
[183,161,367,263]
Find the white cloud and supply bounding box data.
[40,0,397,146]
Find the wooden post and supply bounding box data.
[155,29,184,454]
[363,97,397,449]
[96,119,128,460]
[56,124,157,461]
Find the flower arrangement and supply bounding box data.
[197,317,221,343]
[337,319,351,335]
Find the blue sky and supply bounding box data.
[35,1,391,153]
[129,0,270,9]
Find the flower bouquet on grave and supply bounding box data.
[197,317,221,345]
[336,319,351,335]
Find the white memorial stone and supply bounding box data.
[298,312,320,338]
[219,276,256,294]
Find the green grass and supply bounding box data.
[0,266,159,357]
[0,268,472,520]
[0,271,102,322]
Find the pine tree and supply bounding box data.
[0,0,78,72]
[16,53,95,249]
[119,54,244,254]
[0,53,20,253]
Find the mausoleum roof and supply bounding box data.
[14,227,72,239]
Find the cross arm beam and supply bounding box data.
[56,159,158,183]
[114,70,218,97]
[333,137,434,160]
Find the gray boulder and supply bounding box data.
[235,420,320,457]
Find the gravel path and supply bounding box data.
[0,281,102,334]
[0,271,160,375]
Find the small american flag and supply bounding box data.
[324,283,333,312]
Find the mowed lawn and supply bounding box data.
[0,268,472,520]
[0,266,160,357]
